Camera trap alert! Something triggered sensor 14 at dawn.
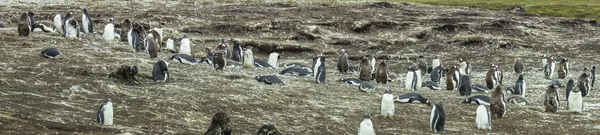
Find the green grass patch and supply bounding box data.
[398,0,600,21]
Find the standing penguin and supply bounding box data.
[430,66,445,84]
[312,56,326,84]
[414,68,423,90]
[458,75,472,96]
[557,57,569,79]
[337,49,349,73]
[81,7,93,33]
[63,12,79,39]
[267,52,280,68]
[215,38,231,59]
[359,57,372,81]
[405,67,416,90]
[96,98,113,126]
[242,46,254,69]
[544,56,555,80]
[165,37,176,53]
[490,86,507,118]
[357,113,375,135]
[179,35,191,55]
[514,58,524,75]
[213,50,227,71]
[430,102,447,133]
[544,84,559,113]
[203,112,232,135]
[568,80,583,113]
[475,105,492,130]
[485,65,499,89]
[127,28,143,52]
[509,75,527,97]
[103,18,116,44]
[152,60,169,83]
[416,55,428,74]
[430,55,441,73]
[591,65,596,88]
[231,39,243,62]
[151,23,163,47]
[446,65,460,90]
[120,19,132,42]
[458,58,470,75]
[495,65,504,86]
[375,61,388,84]
[541,55,548,71]
[17,11,34,37]
[53,13,65,34]
[145,34,158,58]
[380,89,395,119]
[367,55,376,75]
[579,67,591,97]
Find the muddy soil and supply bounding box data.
[1,1,600,134]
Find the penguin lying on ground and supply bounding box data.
[41,48,62,59]
[394,93,432,106]
[255,75,284,85]
[462,95,490,106]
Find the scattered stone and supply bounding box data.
[505,6,526,13]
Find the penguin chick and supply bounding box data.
[337,49,349,73]
[359,57,372,81]
[203,112,232,135]
[544,84,559,113]
[490,86,507,118]
[375,61,389,84]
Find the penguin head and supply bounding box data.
[27,11,34,17]
[155,23,162,28]
[183,35,188,39]
[339,49,346,55]
[65,12,73,18]
[592,65,597,71]
[505,87,514,93]
[231,38,239,45]
[518,74,524,80]
[108,18,114,24]
[458,58,464,63]
[363,113,371,119]
[384,89,392,94]
[424,99,432,107]
[254,76,262,82]
[433,55,439,59]
[103,98,112,104]
[584,67,590,72]
[461,98,471,104]
[82,7,88,14]
[418,55,424,59]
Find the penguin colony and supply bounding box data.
[12,6,597,134]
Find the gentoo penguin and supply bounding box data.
[485,65,499,89]
[242,46,254,69]
[255,75,284,85]
[544,56,555,79]
[257,124,282,135]
[565,79,575,100]
[404,67,416,90]
[231,39,243,62]
[312,56,326,84]
[145,34,158,58]
[103,18,116,44]
[213,50,227,71]
[507,75,527,97]
[430,102,447,133]
[127,28,143,52]
[41,48,62,59]
[414,68,423,90]
[164,37,177,53]
[359,57,372,81]
[475,105,492,130]
[32,21,56,33]
[149,30,162,51]
[514,58,524,75]
[280,67,311,77]
[416,55,428,74]
[254,60,274,68]
[446,65,460,90]
[579,67,591,97]
[63,12,79,39]
[169,54,198,65]
[424,81,441,90]
[394,93,432,106]
[591,65,596,87]
[214,38,230,58]
[375,61,388,84]
[17,11,34,37]
[367,55,376,74]
[490,86,507,118]
[203,112,232,135]
[96,98,113,126]
[541,55,548,71]
[458,58,470,75]
[549,79,565,88]
[472,84,491,93]
[507,96,529,105]
[544,84,559,113]
[267,52,281,68]
[152,60,169,83]
[430,55,441,73]
[568,80,583,113]
[284,63,313,73]
[458,75,472,96]
[462,95,490,106]
[359,82,375,92]
[53,13,65,34]
[200,56,213,65]
[349,65,360,73]
[120,19,132,42]
[179,35,191,55]
[557,57,569,79]
[81,7,93,33]
[380,89,395,119]
[340,78,363,85]
[337,49,349,73]
[357,113,375,135]
[430,66,445,84]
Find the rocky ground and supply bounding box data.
[1,0,600,134]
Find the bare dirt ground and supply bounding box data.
[1,0,600,134]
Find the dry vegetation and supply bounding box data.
[1,0,600,134]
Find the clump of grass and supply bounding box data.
[398,0,600,21]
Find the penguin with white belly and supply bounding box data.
[567,79,583,113]
[312,56,326,84]
[357,113,375,135]
[430,102,447,133]
[103,18,116,44]
[394,93,432,106]
[475,105,492,130]
[81,7,93,34]
[380,89,395,119]
[96,98,113,126]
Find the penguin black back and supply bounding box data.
[152,60,169,83]
[430,102,446,133]
[566,79,575,100]
[591,65,596,88]
[204,112,232,135]
[313,56,326,84]
[458,75,472,96]
[231,39,243,62]
[82,7,93,33]
[514,58,524,75]
[146,34,158,58]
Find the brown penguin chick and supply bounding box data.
[485,65,499,89]
[120,19,132,42]
[215,38,231,58]
[17,11,34,37]
[149,30,161,51]
[359,57,372,81]
[145,34,158,58]
[337,49,349,74]
[213,50,227,71]
[557,57,569,79]
[257,124,282,135]
[513,58,524,75]
[445,65,460,90]
[579,67,591,97]
[544,84,559,113]
[203,112,232,135]
[490,86,507,118]
[375,61,389,84]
